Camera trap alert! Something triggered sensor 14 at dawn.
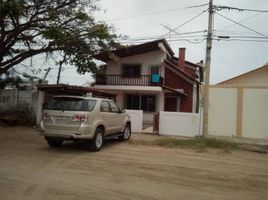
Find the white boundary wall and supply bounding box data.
[208,86,268,139]
[208,88,237,137]
[0,89,38,113]
[125,110,143,133]
[159,111,201,137]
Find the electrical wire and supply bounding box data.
[213,35,268,39]
[214,38,268,42]
[118,30,206,41]
[107,3,208,22]
[160,9,208,38]
[215,11,267,37]
[215,5,268,13]
[219,12,263,31]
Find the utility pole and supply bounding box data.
[42,68,51,81]
[202,0,214,137]
[56,55,66,85]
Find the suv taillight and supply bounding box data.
[42,112,49,120]
[72,114,87,122]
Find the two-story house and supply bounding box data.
[94,39,203,124]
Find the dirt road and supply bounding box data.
[0,126,268,200]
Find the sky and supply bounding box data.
[18,0,268,85]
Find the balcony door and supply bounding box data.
[122,64,141,77]
[150,66,160,75]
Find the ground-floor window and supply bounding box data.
[125,94,156,112]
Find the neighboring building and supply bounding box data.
[217,64,268,86]
[94,39,203,124]
[209,64,268,139]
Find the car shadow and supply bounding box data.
[39,138,123,153]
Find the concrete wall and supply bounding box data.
[0,89,38,112]
[0,89,18,111]
[242,89,268,139]
[208,87,237,137]
[0,89,39,123]
[159,111,200,137]
[125,110,143,133]
[208,86,268,139]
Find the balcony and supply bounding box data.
[95,74,163,86]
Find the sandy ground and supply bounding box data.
[0,126,268,200]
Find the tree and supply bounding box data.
[0,0,117,75]
[0,69,22,89]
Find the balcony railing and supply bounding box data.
[95,74,163,86]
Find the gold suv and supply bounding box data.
[40,96,131,151]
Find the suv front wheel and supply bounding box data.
[119,124,131,141]
[89,128,104,151]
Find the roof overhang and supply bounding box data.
[164,59,200,84]
[37,84,116,97]
[162,85,187,97]
[93,85,162,93]
[95,39,174,62]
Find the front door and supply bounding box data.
[165,97,177,112]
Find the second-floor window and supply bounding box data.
[122,64,141,77]
[150,66,160,75]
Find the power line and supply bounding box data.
[118,30,206,41]
[215,5,268,13]
[107,3,208,22]
[118,34,206,42]
[219,12,263,31]
[214,38,268,42]
[215,11,267,37]
[214,30,268,35]
[214,35,268,39]
[160,9,208,38]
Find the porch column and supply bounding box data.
[158,92,165,112]
[36,91,45,125]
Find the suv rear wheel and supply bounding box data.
[89,128,104,151]
[119,124,131,141]
[46,137,64,148]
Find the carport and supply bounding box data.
[36,84,116,125]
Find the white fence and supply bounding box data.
[125,110,143,133]
[208,86,268,139]
[159,111,201,137]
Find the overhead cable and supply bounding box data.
[107,3,208,22]
[215,12,267,37]
[215,5,268,13]
[160,9,208,38]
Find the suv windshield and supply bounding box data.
[45,97,96,111]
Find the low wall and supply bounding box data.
[125,110,143,133]
[0,89,38,112]
[159,111,200,137]
[0,89,38,124]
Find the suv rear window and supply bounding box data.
[45,97,96,111]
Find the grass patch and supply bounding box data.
[130,137,239,151]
